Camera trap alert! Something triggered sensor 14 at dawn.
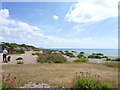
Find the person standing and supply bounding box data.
[3,48,8,63]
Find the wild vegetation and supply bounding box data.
[37,53,67,63]
[2,63,118,88]
[1,73,19,89]
[74,58,88,62]
[73,71,112,88]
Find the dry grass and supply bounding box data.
[2,62,118,88]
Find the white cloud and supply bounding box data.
[72,25,86,32]
[53,15,59,20]
[0,9,9,18]
[65,0,118,23]
[0,9,117,49]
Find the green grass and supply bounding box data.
[74,58,88,62]
[32,53,40,55]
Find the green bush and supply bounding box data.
[33,49,41,51]
[64,52,75,57]
[75,77,97,88]
[59,51,64,54]
[80,52,84,54]
[32,53,40,55]
[37,53,67,63]
[9,49,25,54]
[77,54,84,58]
[112,58,120,61]
[92,53,104,55]
[102,56,108,58]
[73,71,112,89]
[74,58,88,62]
[88,55,102,59]
[71,51,76,53]
[105,58,120,61]
[16,57,23,60]
[43,49,56,54]
[17,61,24,64]
[101,82,112,88]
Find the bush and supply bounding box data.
[59,51,64,54]
[80,52,84,54]
[43,49,56,54]
[75,77,97,88]
[9,49,25,54]
[74,58,88,62]
[32,53,40,55]
[64,52,75,57]
[16,57,23,60]
[112,58,120,61]
[101,82,112,88]
[17,61,24,64]
[77,54,84,58]
[102,56,108,58]
[37,53,67,63]
[2,73,18,89]
[92,53,104,55]
[33,49,41,51]
[88,55,102,59]
[73,71,112,89]
[71,51,76,53]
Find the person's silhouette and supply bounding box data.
[3,48,8,63]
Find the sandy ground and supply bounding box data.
[0,51,38,64]
[0,51,118,65]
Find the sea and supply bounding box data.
[50,48,118,57]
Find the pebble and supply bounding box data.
[18,82,58,88]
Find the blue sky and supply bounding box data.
[0,0,118,49]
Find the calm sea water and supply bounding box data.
[51,49,118,57]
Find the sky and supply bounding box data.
[0,0,119,49]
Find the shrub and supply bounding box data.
[105,58,111,61]
[71,51,76,53]
[32,53,40,55]
[73,71,112,89]
[102,56,108,58]
[43,49,56,54]
[64,52,75,57]
[17,61,24,64]
[80,52,84,54]
[77,54,84,58]
[112,58,120,61]
[16,57,23,60]
[59,51,64,54]
[101,82,112,88]
[88,55,102,59]
[2,73,18,89]
[9,49,25,54]
[75,77,97,88]
[74,58,88,62]
[33,49,41,51]
[92,53,104,55]
[37,53,67,63]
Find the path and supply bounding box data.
[0,51,38,64]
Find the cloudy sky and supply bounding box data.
[0,0,118,49]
